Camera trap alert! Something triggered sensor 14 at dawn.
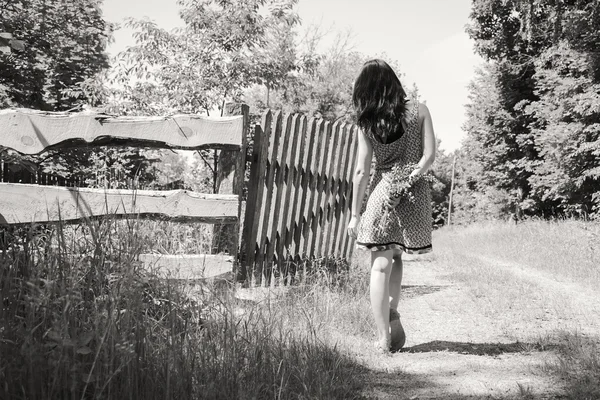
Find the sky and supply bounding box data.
[102,0,484,152]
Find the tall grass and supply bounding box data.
[0,217,369,400]
[434,219,600,399]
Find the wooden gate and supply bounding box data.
[241,110,359,284]
[0,108,248,279]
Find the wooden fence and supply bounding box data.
[242,110,358,284]
[0,106,360,285]
[0,107,248,280]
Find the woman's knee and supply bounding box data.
[371,252,393,273]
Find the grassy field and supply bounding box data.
[433,220,600,399]
[1,218,599,399]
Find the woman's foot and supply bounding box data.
[389,308,406,352]
[373,335,391,354]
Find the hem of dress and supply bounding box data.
[355,241,432,254]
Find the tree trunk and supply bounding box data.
[554,0,563,43]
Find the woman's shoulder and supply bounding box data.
[403,99,428,122]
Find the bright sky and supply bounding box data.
[103,0,483,152]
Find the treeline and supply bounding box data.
[438,0,600,223]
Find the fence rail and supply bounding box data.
[0,108,247,279]
[243,110,358,284]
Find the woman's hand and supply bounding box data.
[408,169,420,185]
[347,215,360,239]
[385,194,401,210]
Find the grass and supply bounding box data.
[433,219,600,399]
[436,220,600,288]
[0,218,371,400]
[4,215,598,399]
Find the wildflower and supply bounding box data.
[376,163,436,234]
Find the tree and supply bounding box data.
[0,0,111,111]
[111,0,300,193]
[115,0,299,115]
[462,0,600,219]
[244,23,403,123]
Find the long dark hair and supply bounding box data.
[352,59,408,141]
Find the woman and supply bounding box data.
[347,59,436,353]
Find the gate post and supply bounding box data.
[213,103,249,280]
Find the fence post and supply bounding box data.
[213,103,249,279]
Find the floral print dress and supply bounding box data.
[355,98,433,254]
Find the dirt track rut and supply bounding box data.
[339,255,567,399]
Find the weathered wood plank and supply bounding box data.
[256,111,282,284]
[139,254,233,280]
[301,119,325,260]
[242,124,267,281]
[0,183,239,225]
[248,112,273,285]
[320,121,343,258]
[277,114,301,280]
[295,118,317,264]
[333,124,355,258]
[308,120,333,260]
[266,113,293,282]
[0,110,244,154]
[285,116,308,262]
[327,122,348,258]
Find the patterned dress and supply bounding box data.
[355,99,433,254]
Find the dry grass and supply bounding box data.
[433,219,600,399]
[0,218,369,400]
[4,215,598,399]
[437,220,600,288]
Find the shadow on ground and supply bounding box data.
[401,284,449,299]
[401,340,554,356]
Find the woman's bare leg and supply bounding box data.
[389,250,403,310]
[389,250,406,350]
[370,250,393,349]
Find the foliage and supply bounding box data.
[0,0,160,189]
[114,0,299,115]
[0,0,111,111]
[459,0,600,221]
[108,0,300,193]
[244,24,403,123]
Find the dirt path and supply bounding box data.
[332,256,567,399]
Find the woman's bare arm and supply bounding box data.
[347,129,373,238]
[351,129,373,217]
[412,103,436,177]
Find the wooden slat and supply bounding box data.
[328,123,350,258]
[265,113,293,282]
[307,120,333,260]
[333,124,355,258]
[255,111,282,284]
[249,113,273,284]
[301,119,325,260]
[320,121,343,258]
[277,114,302,280]
[242,124,269,281]
[286,116,308,260]
[0,110,244,154]
[0,183,238,225]
[139,254,234,280]
[294,118,317,264]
